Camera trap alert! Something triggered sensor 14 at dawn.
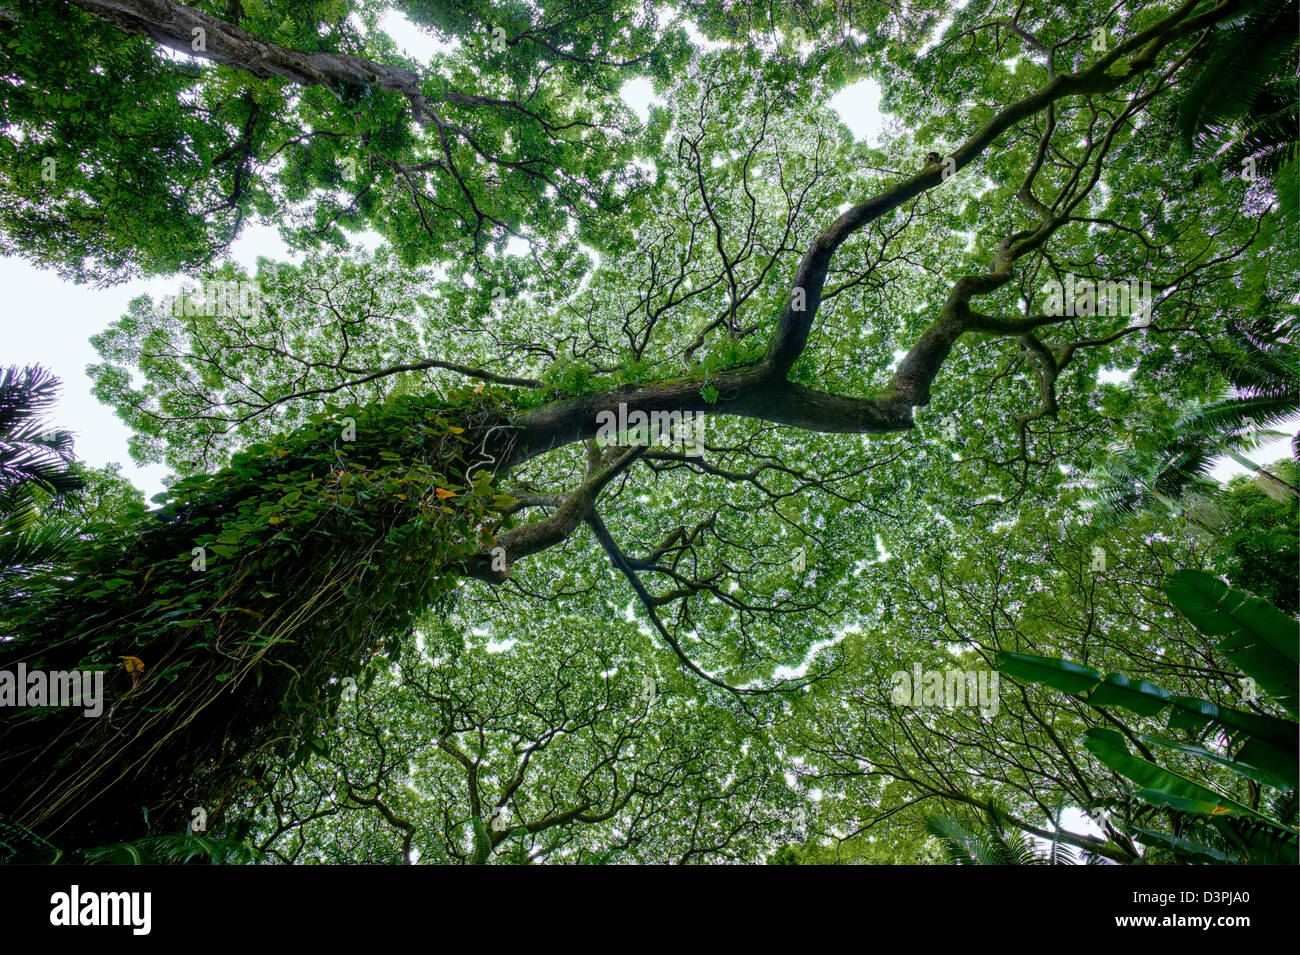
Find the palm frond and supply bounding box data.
[0,365,83,500]
[0,364,62,433]
[924,816,983,865]
[925,809,1047,865]
[80,833,263,865]
[1178,0,1299,151]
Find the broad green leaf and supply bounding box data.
[1129,826,1241,864]
[1083,728,1279,828]
[1086,673,1173,717]
[1164,569,1299,716]
[995,652,1101,695]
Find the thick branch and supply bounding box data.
[506,367,908,466]
[763,0,1240,389]
[459,445,645,582]
[69,0,435,112]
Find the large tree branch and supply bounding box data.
[78,0,1243,469]
[763,0,1240,386]
[67,0,648,129]
[69,0,437,111]
[497,0,1245,474]
[505,367,906,465]
[459,444,646,582]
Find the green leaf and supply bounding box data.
[996,652,1101,695]
[1129,826,1241,864]
[1164,569,1299,716]
[1086,673,1173,717]
[1082,728,1279,827]
[1131,788,1231,816]
[1164,695,1298,783]
[1138,734,1295,791]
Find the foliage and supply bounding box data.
[997,570,1299,864]
[0,365,85,606]
[1082,307,1299,533]
[0,0,686,283]
[249,618,799,863]
[0,387,512,847]
[924,803,1081,866]
[1,0,1297,862]
[1177,0,1298,189]
[1210,462,1300,613]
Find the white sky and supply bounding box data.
[0,15,1287,500]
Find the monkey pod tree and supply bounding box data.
[248,616,804,864]
[1,0,683,283]
[0,0,1288,853]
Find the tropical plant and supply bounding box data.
[1184,309,1300,465]
[0,811,261,865]
[998,569,1299,864]
[1083,307,1299,528]
[925,802,1085,866]
[1209,462,1300,613]
[0,365,85,605]
[1177,0,1299,190]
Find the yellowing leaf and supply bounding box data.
[120,656,145,685]
[448,426,465,435]
[435,487,456,499]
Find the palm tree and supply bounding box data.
[0,365,85,605]
[1180,310,1300,467]
[924,803,1084,865]
[1178,0,1298,192]
[1085,308,1299,527]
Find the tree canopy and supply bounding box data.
[0,0,1295,864]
